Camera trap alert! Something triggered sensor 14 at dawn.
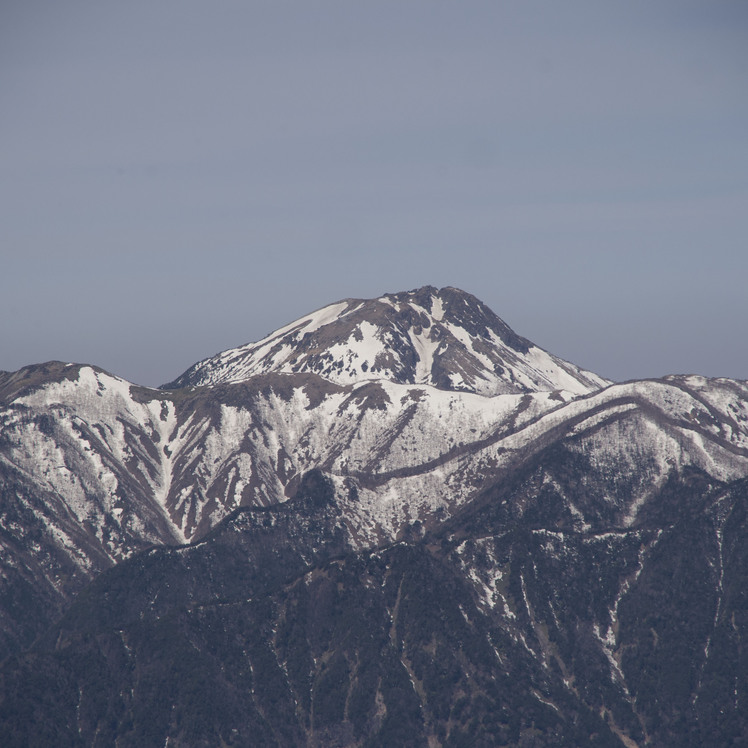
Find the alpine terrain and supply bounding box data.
[0,286,747,746]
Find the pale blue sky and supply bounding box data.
[2,1,747,386]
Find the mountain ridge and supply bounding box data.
[1,286,747,745]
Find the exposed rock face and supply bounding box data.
[0,287,747,746]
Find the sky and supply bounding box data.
[2,0,747,387]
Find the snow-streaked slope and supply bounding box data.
[24,369,747,548]
[2,364,185,552]
[343,377,748,540]
[163,286,610,397]
[4,362,748,555]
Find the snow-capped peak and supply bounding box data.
[162,286,610,396]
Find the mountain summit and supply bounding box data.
[162,286,609,396]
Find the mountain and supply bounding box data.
[0,287,607,659]
[162,286,609,396]
[1,286,747,746]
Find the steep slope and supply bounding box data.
[163,286,609,397]
[2,465,746,746]
[0,363,187,656]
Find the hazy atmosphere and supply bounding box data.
[2,0,747,387]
